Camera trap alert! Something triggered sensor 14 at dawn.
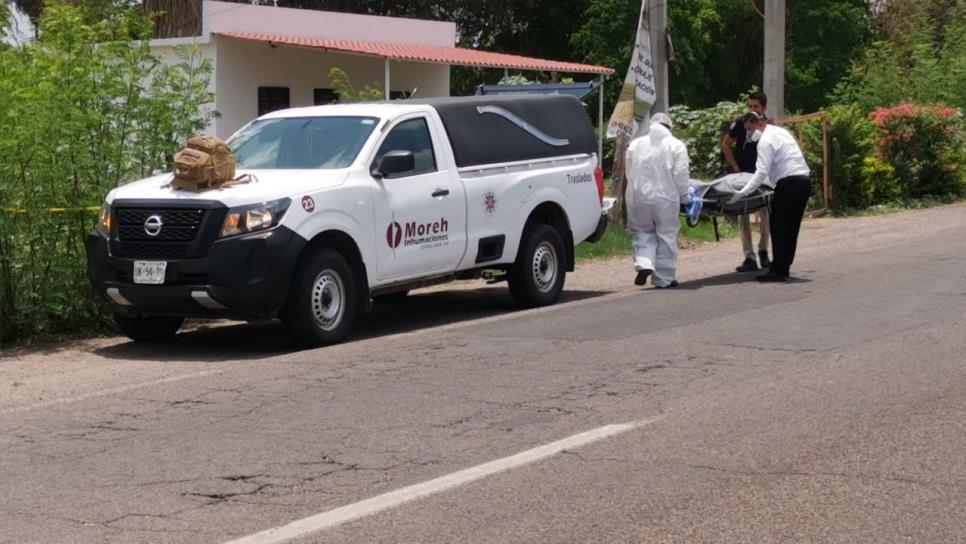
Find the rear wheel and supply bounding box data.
[507,223,567,308]
[114,314,184,342]
[282,249,357,348]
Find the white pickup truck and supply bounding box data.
[86,95,608,347]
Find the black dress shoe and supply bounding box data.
[736,258,758,272]
[755,270,788,282]
[654,280,678,289]
[758,251,771,269]
[634,269,652,286]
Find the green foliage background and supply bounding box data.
[0,4,215,344]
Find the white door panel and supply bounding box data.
[372,116,467,281]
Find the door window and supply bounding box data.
[374,118,437,177]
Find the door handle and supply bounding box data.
[432,188,450,198]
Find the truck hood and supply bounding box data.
[106,169,351,207]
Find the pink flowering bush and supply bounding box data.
[870,103,965,198]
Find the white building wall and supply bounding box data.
[203,0,456,46]
[149,40,220,136]
[390,61,450,102]
[214,37,449,139]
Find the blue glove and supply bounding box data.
[684,187,702,223]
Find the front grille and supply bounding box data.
[118,225,198,242]
[117,241,194,259]
[116,208,205,242]
[115,206,208,259]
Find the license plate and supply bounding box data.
[133,261,167,285]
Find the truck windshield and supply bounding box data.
[227,116,378,169]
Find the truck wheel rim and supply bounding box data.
[531,242,557,293]
[311,269,345,331]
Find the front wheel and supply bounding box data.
[281,249,357,348]
[114,314,184,342]
[507,223,567,308]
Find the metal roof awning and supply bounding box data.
[216,32,614,74]
[215,31,612,164]
[476,82,602,100]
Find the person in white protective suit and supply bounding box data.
[625,112,691,288]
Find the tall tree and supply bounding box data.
[11,0,43,23]
[143,0,202,38]
[572,0,762,112]
[786,0,871,112]
[573,0,872,114]
[12,0,138,30]
[874,0,965,46]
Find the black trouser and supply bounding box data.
[768,175,812,276]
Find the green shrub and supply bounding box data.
[328,67,384,103]
[860,156,902,204]
[831,16,966,113]
[667,100,744,180]
[871,102,965,198]
[821,104,877,209]
[0,5,215,344]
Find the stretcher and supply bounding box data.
[682,172,773,239]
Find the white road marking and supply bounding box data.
[225,417,662,544]
[0,368,226,416]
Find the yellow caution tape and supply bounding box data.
[1,206,101,214]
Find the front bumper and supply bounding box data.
[86,226,306,319]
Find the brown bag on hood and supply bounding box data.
[172,136,236,192]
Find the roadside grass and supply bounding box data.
[830,194,963,217]
[575,215,739,262]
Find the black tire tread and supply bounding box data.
[281,248,357,348]
[507,223,567,308]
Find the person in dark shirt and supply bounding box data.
[721,91,771,272]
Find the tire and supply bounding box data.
[507,223,567,308]
[372,290,409,304]
[114,314,184,342]
[281,249,357,348]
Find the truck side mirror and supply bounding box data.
[371,150,415,179]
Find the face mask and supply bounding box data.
[749,129,763,143]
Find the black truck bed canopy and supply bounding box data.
[411,95,597,169]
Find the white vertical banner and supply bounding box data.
[606,0,657,139]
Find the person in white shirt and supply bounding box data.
[721,91,771,273]
[625,113,691,288]
[728,111,811,282]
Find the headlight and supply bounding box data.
[219,198,291,238]
[96,203,111,236]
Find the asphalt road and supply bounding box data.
[2,203,965,543]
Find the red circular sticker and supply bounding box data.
[386,222,402,249]
[301,196,315,212]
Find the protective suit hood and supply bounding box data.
[646,122,672,146]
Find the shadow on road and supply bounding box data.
[93,286,610,362]
[667,272,813,290]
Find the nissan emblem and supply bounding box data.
[143,214,164,237]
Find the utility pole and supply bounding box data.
[763,0,785,119]
[649,0,669,113]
